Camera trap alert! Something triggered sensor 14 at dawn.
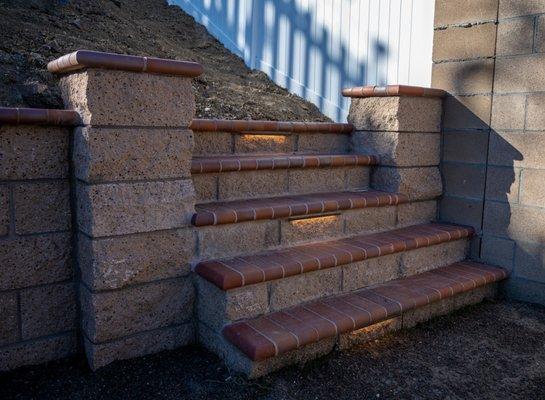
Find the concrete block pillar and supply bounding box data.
[344,85,445,203]
[48,50,203,369]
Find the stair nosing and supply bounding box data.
[191,153,379,174]
[192,190,408,226]
[190,119,354,133]
[195,223,475,290]
[221,261,508,361]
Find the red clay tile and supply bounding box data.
[0,107,81,126]
[195,223,475,290]
[342,84,446,98]
[222,262,508,361]
[190,119,354,133]
[192,190,407,226]
[191,154,377,174]
[48,50,203,77]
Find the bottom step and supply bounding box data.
[221,261,507,366]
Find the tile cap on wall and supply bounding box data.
[342,85,446,98]
[0,107,82,126]
[47,50,204,77]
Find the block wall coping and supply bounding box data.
[342,84,446,98]
[47,50,204,77]
[189,119,354,133]
[0,107,82,126]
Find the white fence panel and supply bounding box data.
[169,0,435,121]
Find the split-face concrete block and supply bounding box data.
[193,173,219,203]
[296,133,350,154]
[0,186,9,236]
[343,206,397,236]
[348,97,442,133]
[13,181,71,235]
[402,297,454,329]
[193,131,232,155]
[0,233,72,291]
[372,167,442,201]
[20,282,77,340]
[80,277,194,343]
[0,333,77,372]
[197,219,279,259]
[76,179,195,237]
[0,292,19,346]
[218,169,288,201]
[84,323,194,371]
[197,278,269,331]
[400,239,469,277]
[352,131,440,167]
[79,229,196,291]
[59,69,195,127]
[269,268,342,311]
[342,254,402,292]
[74,127,193,182]
[396,200,437,228]
[0,125,69,180]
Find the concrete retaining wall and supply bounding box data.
[0,121,78,370]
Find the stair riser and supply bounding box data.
[193,131,350,156]
[193,166,370,203]
[196,201,436,260]
[196,239,469,332]
[198,282,498,378]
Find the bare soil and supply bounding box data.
[1,300,545,400]
[0,0,329,121]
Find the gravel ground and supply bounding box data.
[0,0,328,121]
[1,300,545,400]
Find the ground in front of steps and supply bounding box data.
[1,300,544,400]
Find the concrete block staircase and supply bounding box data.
[189,111,508,377]
[0,48,510,374]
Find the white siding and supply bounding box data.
[169,0,435,121]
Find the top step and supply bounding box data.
[191,119,353,155]
[190,119,354,134]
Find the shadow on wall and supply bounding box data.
[440,94,545,304]
[171,0,389,121]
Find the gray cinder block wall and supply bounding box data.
[0,111,80,370]
[434,0,545,305]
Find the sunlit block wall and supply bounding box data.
[169,0,435,121]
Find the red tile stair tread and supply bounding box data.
[195,223,475,290]
[192,190,408,226]
[191,153,378,174]
[222,262,508,361]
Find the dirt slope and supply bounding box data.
[0,0,329,121]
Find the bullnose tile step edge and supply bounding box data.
[222,261,508,361]
[190,119,354,133]
[192,190,407,227]
[0,107,82,126]
[195,222,474,290]
[190,153,379,174]
[342,84,447,98]
[47,50,204,77]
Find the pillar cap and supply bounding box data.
[342,85,446,98]
[47,50,204,77]
[0,107,82,126]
